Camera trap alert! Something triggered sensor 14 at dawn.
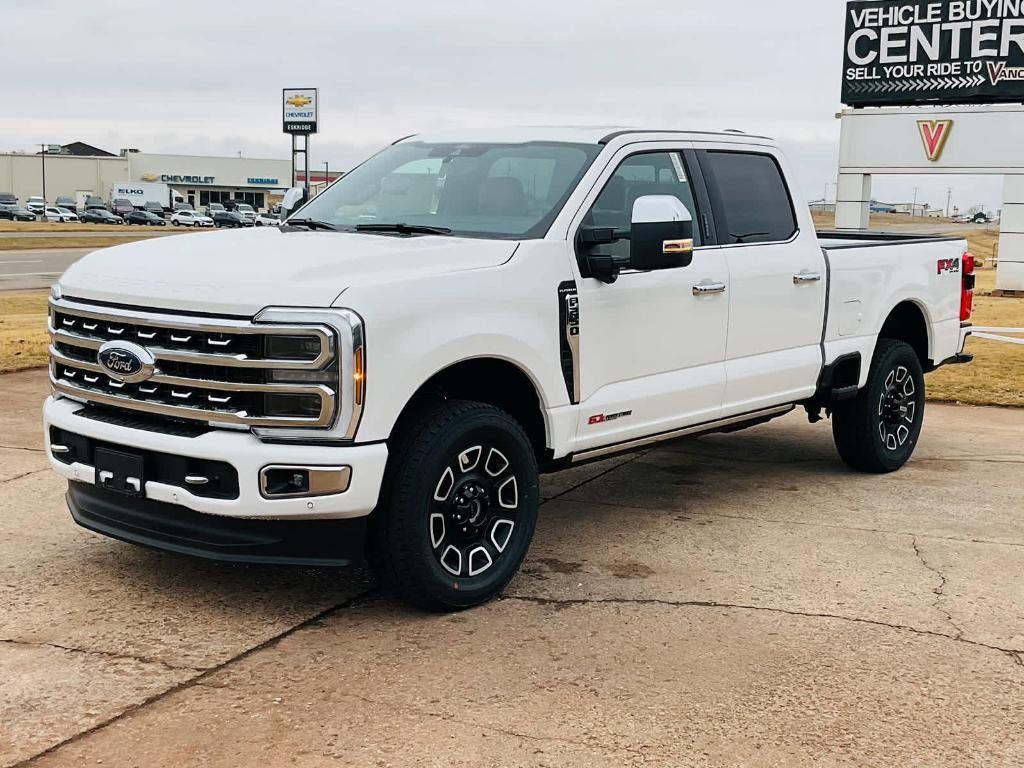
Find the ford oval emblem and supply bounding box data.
[97,341,156,384]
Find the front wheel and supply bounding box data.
[369,400,539,611]
[832,340,925,473]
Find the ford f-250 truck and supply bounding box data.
[43,128,975,610]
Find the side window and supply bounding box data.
[584,152,702,259]
[703,151,796,245]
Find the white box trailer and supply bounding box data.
[108,182,177,210]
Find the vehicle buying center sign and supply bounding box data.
[843,0,1024,106]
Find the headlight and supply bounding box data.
[252,307,365,443]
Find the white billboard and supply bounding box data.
[283,88,318,135]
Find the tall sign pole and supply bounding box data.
[283,88,319,197]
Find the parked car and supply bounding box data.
[84,195,105,210]
[229,202,257,222]
[42,206,77,222]
[111,198,135,218]
[0,193,17,207]
[43,127,976,612]
[143,201,166,218]
[971,212,991,223]
[212,210,252,228]
[0,205,37,221]
[80,209,123,225]
[56,207,79,222]
[173,202,195,212]
[170,210,213,227]
[26,196,46,214]
[204,202,226,218]
[254,212,281,226]
[125,210,167,227]
[55,196,78,213]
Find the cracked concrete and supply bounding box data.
[1,369,1023,766]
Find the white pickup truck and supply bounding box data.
[44,128,975,610]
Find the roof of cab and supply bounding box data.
[396,127,774,146]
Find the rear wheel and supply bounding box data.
[369,400,539,611]
[832,340,925,473]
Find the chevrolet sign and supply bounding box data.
[283,88,318,135]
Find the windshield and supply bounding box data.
[295,141,601,239]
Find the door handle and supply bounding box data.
[693,282,727,296]
[793,272,822,284]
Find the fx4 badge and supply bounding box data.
[588,410,633,426]
[937,258,961,275]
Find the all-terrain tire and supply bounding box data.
[368,400,539,611]
[832,340,925,473]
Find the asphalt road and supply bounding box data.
[0,249,93,292]
[1,368,1022,767]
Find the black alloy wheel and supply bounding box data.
[369,400,539,611]
[832,340,926,473]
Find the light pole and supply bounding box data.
[912,186,920,217]
[324,161,329,191]
[40,143,47,204]
[946,187,953,218]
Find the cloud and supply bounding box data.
[0,0,1003,209]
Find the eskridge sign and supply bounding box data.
[843,0,1024,106]
[283,88,318,134]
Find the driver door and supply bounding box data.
[569,144,729,453]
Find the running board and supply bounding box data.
[571,405,795,463]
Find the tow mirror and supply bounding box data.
[629,195,694,271]
[280,186,307,220]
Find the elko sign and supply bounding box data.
[842,0,1024,106]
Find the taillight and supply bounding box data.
[960,252,975,322]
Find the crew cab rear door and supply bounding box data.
[695,144,827,414]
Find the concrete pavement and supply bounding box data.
[1,368,1022,767]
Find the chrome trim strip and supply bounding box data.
[49,298,335,369]
[50,347,335,400]
[51,374,335,428]
[259,465,353,499]
[572,405,794,463]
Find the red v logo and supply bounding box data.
[918,120,953,162]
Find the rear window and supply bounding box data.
[704,151,797,245]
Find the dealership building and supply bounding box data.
[0,142,340,212]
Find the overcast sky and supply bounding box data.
[0,0,1003,211]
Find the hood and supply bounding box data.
[57,227,519,316]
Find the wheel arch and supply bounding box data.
[390,356,551,462]
[878,299,933,369]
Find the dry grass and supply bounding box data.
[0,290,49,373]
[0,221,133,233]
[928,267,1024,408]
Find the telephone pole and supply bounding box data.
[946,187,953,218]
[912,187,920,217]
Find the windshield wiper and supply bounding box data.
[282,218,338,231]
[355,223,452,236]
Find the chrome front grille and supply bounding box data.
[49,299,338,428]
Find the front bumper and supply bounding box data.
[44,396,388,521]
[66,482,366,566]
